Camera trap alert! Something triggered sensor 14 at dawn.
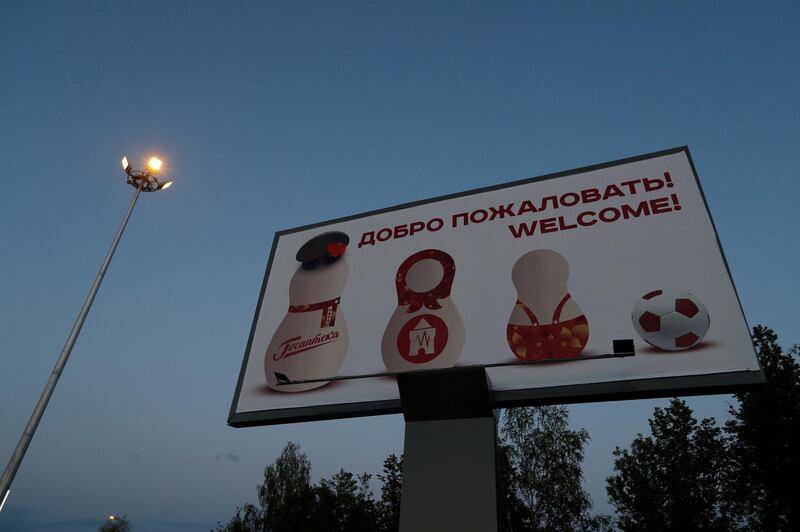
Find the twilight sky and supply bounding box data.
[1,1,798,530]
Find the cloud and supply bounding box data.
[214,452,241,463]
[151,520,214,529]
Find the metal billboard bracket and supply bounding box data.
[396,365,493,422]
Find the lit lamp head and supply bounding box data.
[121,154,174,192]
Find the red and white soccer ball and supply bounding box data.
[632,290,710,351]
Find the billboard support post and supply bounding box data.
[397,367,497,532]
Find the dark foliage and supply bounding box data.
[496,442,532,532]
[258,441,312,530]
[606,398,728,531]
[723,325,800,530]
[607,325,800,531]
[215,443,388,532]
[99,515,132,532]
[218,409,610,532]
[315,469,377,532]
[376,454,403,532]
[501,406,611,531]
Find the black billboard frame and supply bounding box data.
[228,146,764,428]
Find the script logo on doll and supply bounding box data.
[273,331,341,361]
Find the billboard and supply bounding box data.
[229,147,763,427]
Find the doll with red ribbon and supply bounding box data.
[381,249,465,372]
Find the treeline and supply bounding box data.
[607,325,800,530]
[215,326,799,531]
[214,446,402,532]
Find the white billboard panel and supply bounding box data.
[229,147,762,426]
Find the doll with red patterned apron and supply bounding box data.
[507,249,589,360]
[381,249,465,372]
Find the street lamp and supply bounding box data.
[0,156,173,512]
[124,155,172,191]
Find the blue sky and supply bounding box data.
[1,1,798,530]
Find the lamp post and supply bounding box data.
[0,156,173,512]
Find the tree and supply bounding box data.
[258,441,313,529]
[214,504,262,532]
[723,325,800,530]
[496,441,530,532]
[314,469,376,532]
[376,454,403,532]
[216,442,382,532]
[99,515,132,532]
[501,405,608,531]
[606,398,728,531]
[216,441,313,532]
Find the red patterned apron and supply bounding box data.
[507,293,589,360]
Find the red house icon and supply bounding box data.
[409,318,436,356]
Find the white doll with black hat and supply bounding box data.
[265,231,350,392]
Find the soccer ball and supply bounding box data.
[631,290,710,351]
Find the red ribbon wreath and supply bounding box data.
[395,249,456,313]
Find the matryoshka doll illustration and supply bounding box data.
[381,249,465,372]
[507,249,589,360]
[264,232,350,392]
